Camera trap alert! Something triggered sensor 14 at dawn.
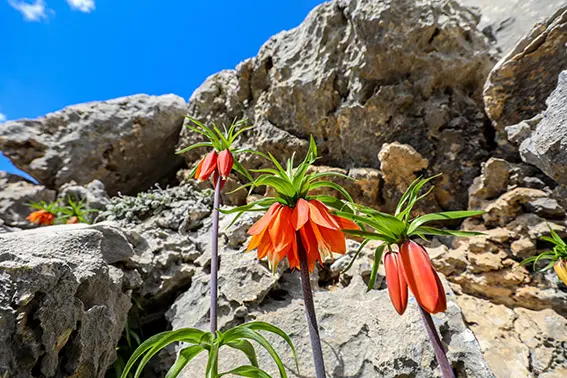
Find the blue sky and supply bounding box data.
[0,0,324,179]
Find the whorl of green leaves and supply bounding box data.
[222,136,354,227]
[519,224,567,272]
[28,197,98,224]
[119,321,298,378]
[176,117,254,182]
[338,175,484,291]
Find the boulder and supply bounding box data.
[178,0,496,211]
[0,224,132,378]
[0,171,56,229]
[516,70,567,185]
[0,94,186,195]
[457,0,566,52]
[484,7,567,132]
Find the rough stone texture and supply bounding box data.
[457,0,566,53]
[458,294,567,378]
[432,158,567,377]
[484,7,567,132]
[0,224,132,378]
[517,70,567,185]
[0,94,187,195]
[97,183,213,322]
[0,171,56,229]
[179,0,496,212]
[58,179,110,211]
[169,237,493,378]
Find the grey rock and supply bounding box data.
[457,0,566,53]
[58,179,109,211]
[525,198,565,219]
[519,70,567,185]
[0,171,56,229]
[0,224,132,378]
[484,7,567,131]
[178,0,496,211]
[171,256,493,378]
[0,94,186,195]
[97,183,213,321]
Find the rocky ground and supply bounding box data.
[1,0,567,377]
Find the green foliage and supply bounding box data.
[28,197,98,225]
[223,136,354,225]
[519,224,567,271]
[339,175,484,290]
[120,321,298,378]
[177,117,255,183]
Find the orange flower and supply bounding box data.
[67,216,79,224]
[554,259,567,286]
[247,199,358,272]
[217,149,234,179]
[26,210,55,226]
[399,240,446,314]
[384,251,408,315]
[194,151,218,181]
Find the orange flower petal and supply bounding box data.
[197,151,218,181]
[308,200,340,230]
[268,206,294,253]
[292,198,309,231]
[194,158,204,180]
[217,149,234,179]
[400,241,443,314]
[309,220,333,262]
[299,222,320,273]
[432,270,447,313]
[248,203,281,235]
[335,215,359,230]
[384,252,409,315]
[318,227,347,254]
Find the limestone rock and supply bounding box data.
[0,171,56,229]
[484,7,567,131]
[457,0,566,53]
[0,224,132,378]
[58,179,109,211]
[0,94,186,195]
[518,70,567,185]
[178,0,496,211]
[458,294,567,378]
[170,247,493,378]
[483,187,547,227]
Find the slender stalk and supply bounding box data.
[418,306,455,378]
[296,232,326,378]
[210,175,222,334]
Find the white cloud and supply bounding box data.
[0,113,6,123]
[8,0,51,22]
[66,0,95,13]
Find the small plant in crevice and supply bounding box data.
[108,300,144,378]
[26,197,98,226]
[520,224,567,286]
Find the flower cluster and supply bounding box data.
[521,224,567,286]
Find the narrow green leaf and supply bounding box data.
[165,345,205,378]
[226,340,259,367]
[222,328,288,378]
[342,240,369,274]
[410,226,484,238]
[342,229,397,244]
[367,244,386,291]
[205,343,220,378]
[309,181,353,202]
[408,210,485,234]
[120,328,205,378]
[219,365,272,378]
[175,141,213,155]
[239,321,297,371]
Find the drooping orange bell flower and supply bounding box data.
[399,240,446,314]
[384,251,408,315]
[26,210,55,226]
[67,216,79,224]
[247,199,358,273]
[195,151,218,181]
[217,149,234,179]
